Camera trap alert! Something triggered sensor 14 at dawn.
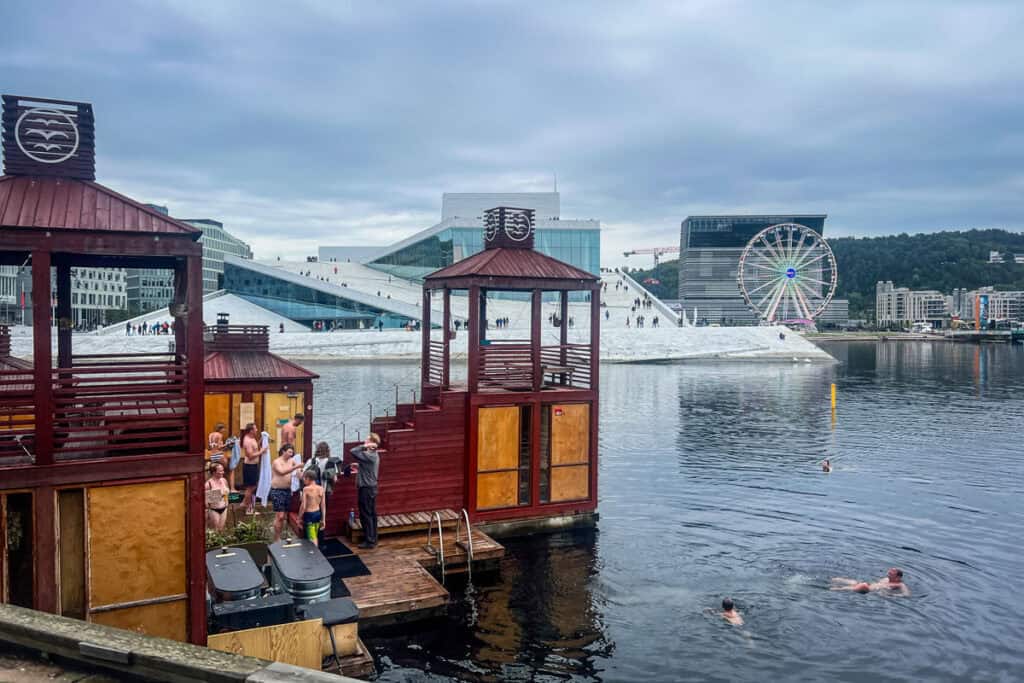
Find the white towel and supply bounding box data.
[256,431,272,504]
[290,453,304,492]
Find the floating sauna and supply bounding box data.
[0,96,208,643]
[203,315,317,458]
[326,206,600,535]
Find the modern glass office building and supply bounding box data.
[126,210,252,314]
[222,257,421,329]
[678,214,847,325]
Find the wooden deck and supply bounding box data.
[347,508,459,543]
[339,522,505,627]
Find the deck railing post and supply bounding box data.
[31,250,53,466]
[531,289,542,392]
[421,288,431,390]
[442,288,451,389]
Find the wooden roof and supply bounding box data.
[204,350,319,384]
[424,247,598,287]
[0,175,200,237]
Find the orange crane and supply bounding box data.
[622,246,680,267]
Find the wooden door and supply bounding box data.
[476,406,521,510]
[547,403,590,503]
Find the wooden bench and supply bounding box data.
[347,508,459,543]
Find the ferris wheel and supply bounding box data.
[736,223,837,323]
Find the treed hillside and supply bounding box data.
[626,229,1024,318]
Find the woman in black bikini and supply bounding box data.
[206,462,230,531]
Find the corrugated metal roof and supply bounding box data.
[0,175,201,236]
[204,350,319,383]
[424,247,598,282]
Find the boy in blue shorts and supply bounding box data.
[299,470,326,543]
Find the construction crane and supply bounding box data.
[622,246,680,267]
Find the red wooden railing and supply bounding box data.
[478,340,533,388]
[426,340,446,387]
[0,353,191,463]
[539,343,592,390]
[0,368,36,462]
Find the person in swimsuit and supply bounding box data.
[298,470,326,543]
[238,423,266,514]
[281,414,304,451]
[831,568,910,595]
[822,459,832,473]
[205,462,230,531]
[208,423,226,464]
[270,444,303,541]
[721,597,744,626]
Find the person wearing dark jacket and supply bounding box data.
[349,433,381,548]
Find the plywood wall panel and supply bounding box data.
[477,471,518,510]
[91,599,187,642]
[208,618,322,670]
[477,406,519,471]
[551,404,589,466]
[550,464,589,503]
[87,480,186,607]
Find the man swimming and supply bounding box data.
[721,597,744,626]
[831,568,910,596]
[822,459,832,473]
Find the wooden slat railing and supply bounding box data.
[0,368,36,463]
[54,354,189,459]
[478,341,533,388]
[0,353,192,463]
[540,343,592,389]
[427,340,445,386]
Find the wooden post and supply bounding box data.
[442,288,451,389]
[173,259,188,356]
[479,288,488,342]
[33,485,57,614]
[559,290,569,369]
[185,252,206,645]
[468,285,480,393]
[589,284,601,506]
[32,250,53,466]
[420,288,431,390]
[56,263,72,369]
[531,289,542,392]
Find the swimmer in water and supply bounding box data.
[822,459,832,473]
[831,568,910,596]
[721,597,744,626]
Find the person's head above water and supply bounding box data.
[722,598,735,611]
[887,568,904,583]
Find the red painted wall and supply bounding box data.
[325,392,467,535]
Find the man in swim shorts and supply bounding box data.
[270,444,303,541]
[831,568,910,596]
[298,470,326,543]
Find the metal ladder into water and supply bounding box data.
[425,509,474,584]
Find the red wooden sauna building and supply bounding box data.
[327,206,600,535]
[0,96,208,644]
[203,315,317,461]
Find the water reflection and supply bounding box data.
[305,344,1024,682]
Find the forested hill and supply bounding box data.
[626,229,1024,318]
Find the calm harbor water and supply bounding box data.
[304,341,1024,682]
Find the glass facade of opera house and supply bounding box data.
[222,261,417,330]
[366,224,601,282]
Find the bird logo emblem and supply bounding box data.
[14,107,80,164]
[504,210,534,242]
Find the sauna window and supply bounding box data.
[540,406,552,503]
[518,405,531,506]
[2,492,34,607]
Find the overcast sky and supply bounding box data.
[4,1,1023,265]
